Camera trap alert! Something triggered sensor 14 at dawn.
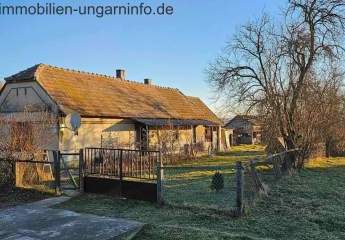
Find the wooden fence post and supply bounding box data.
[235,161,244,216]
[157,151,163,205]
[54,151,61,196]
[79,149,84,193]
[272,156,282,179]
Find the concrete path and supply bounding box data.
[0,197,143,240]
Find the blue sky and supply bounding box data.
[0,0,282,111]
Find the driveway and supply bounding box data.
[0,197,143,240]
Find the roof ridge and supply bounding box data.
[37,63,179,91]
[186,95,200,99]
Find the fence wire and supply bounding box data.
[243,163,272,206]
[242,150,300,208]
[161,165,237,212]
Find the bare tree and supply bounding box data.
[208,0,345,168]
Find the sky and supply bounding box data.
[0,0,282,113]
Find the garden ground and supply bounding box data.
[0,188,53,210]
[56,145,345,240]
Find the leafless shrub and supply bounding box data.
[0,108,57,190]
[0,108,57,160]
[157,123,181,164]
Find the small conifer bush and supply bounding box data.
[211,171,224,192]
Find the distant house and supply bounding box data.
[0,64,223,153]
[225,115,262,145]
[221,119,234,150]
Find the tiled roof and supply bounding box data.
[227,115,261,126]
[5,64,221,125]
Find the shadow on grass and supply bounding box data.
[0,188,54,209]
[216,150,265,157]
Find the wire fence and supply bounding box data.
[0,147,300,217]
[241,149,301,213]
[159,149,301,217]
[161,165,237,214]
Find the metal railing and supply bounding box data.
[84,148,160,180]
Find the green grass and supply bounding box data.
[161,145,265,211]
[184,144,266,167]
[55,145,345,240]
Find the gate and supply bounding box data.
[53,151,81,194]
[82,148,161,202]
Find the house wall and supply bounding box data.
[61,121,218,154]
[146,125,215,152]
[222,128,233,150]
[195,125,206,142]
[228,118,261,145]
[0,82,60,151]
[59,118,136,152]
[251,125,262,144]
[148,126,200,149]
[0,82,58,113]
[228,119,252,133]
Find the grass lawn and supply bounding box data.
[161,145,266,211]
[56,145,345,240]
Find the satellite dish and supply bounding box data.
[65,112,81,132]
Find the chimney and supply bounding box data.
[116,69,126,80]
[144,78,152,85]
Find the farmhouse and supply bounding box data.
[0,64,223,154]
[225,115,262,145]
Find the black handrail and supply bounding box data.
[84,148,159,180]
